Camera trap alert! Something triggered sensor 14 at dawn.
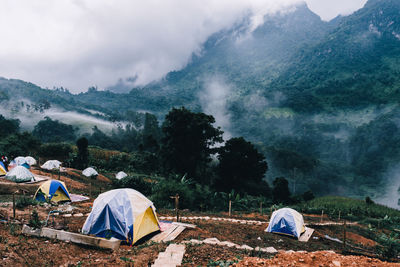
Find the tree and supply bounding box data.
[161,107,223,183]
[32,117,76,143]
[272,177,291,204]
[38,143,72,161]
[142,113,161,152]
[0,115,20,138]
[216,137,269,195]
[76,137,89,170]
[0,132,41,158]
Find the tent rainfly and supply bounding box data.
[41,160,62,170]
[5,166,35,183]
[82,188,160,245]
[82,167,98,177]
[116,171,128,180]
[265,208,305,239]
[34,180,71,203]
[25,156,37,166]
[0,162,6,176]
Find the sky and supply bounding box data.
[0,0,367,93]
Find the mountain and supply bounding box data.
[274,0,400,112]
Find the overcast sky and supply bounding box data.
[0,0,367,93]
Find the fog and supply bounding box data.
[0,100,120,134]
[199,77,232,140]
[0,0,367,92]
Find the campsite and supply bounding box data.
[0,158,398,266]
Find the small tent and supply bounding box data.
[116,171,128,180]
[82,167,98,177]
[5,166,35,183]
[34,180,71,203]
[14,156,28,166]
[25,156,37,166]
[82,188,160,245]
[41,160,62,170]
[266,208,305,239]
[0,162,6,176]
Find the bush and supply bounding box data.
[16,197,38,209]
[113,176,153,196]
[29,210,42,229]
[377,233,400,259]
[151,179,195,209]
[302,190,315,201]
[38,143,73,161]
[365,196,374,205]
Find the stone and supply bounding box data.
[332,260,341,267]
[203,238,220,245]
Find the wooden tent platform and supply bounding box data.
[151,222,195,243]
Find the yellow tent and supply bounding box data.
[82,188,159,245]
[0,164,6,176]
[34,180,71,203]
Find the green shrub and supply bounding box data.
[16,197,38,209]
[113,176,153,196]
[377,233,400,259]
[29,210,42,229]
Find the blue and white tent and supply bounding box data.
[265,208,305,239]
[82,188,160,245]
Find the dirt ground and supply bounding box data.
[0,167,397,266]
[233,251,400,267]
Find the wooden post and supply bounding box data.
[58,168,61,180]
[343,220,347,249]
[12,193,16,219]
[260,202,263,216]
[321,210,324,223]
[170,194,180,222]
[229,200,232,217]
[338,210,341,221]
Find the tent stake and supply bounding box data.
[321,210,324,223]
[229,200,232,217]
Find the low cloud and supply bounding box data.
[1,0,368,93]
[0,99,120,134]
[199,77,232,140]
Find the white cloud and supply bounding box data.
[306,0,367,21]
[199,77,232,140]
[0,0,366,92]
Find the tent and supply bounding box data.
[82,188,160,245]
[41,160,62,170]
[116,171,128,180]
[5,166,35,183]
[34,180,71,203]
[25,156,37,166]
[82,167,98,177]
[266,208,305,239]
[21,163,30,169]
[14,156,28,166]
[0,162,6,176]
